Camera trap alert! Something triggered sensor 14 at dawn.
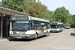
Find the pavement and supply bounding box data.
[0,38,8,43]
[0,28,75,50]
[0,28,75,43]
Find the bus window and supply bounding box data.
[51,25,56,28]
[12,21,30,31]
[57,25,60,28]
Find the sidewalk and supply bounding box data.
[0,38,8,43]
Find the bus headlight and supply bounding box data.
[10,31,13,34]
[57,29,59,31]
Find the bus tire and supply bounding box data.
[9,38,13,41]
[61,30,63,32]
[61,29,63,32]
[9,37,13,41]
[57,31,59,33]
[45,31,49,36]
[34,34,38,39]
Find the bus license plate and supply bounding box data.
[16,37,21,39]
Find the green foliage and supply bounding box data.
[70,15,75,27]
[27,2,47,18]
[3,0,31,12]
[45,9,53,22]
[0,1,2,7]
[2,0,52,19]
[53,7,71,23]
[72,15,75,18]
[2,0,74,27]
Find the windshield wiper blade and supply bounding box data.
[12,28,20,31]
[12,28,27,31]
[21,28,27,31]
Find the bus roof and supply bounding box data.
[10,16,50,23]
[58,23,63,24]
[29,16,50,22]
[51,23,63,25]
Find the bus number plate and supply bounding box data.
[16,37,21,39]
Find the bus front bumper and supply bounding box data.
[9,34,35,39]
[50,30,59,32]
[65,27,70,29]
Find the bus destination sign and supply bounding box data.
[11,16,28,20]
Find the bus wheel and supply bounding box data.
[9,38,13,41]
[62,29,63,32]
[9,37,13,41]
[60,29,63,32]
[45,31,49,36]
[34,34,38,39]
[57,31,59,33]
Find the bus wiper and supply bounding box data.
[12,28,27,31]
[21,28,27,31]
[12,28,20,31]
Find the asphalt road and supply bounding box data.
[0,28,75,50]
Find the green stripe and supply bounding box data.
[58,23,63,24]
[30,18,50,22]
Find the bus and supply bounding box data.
[50,22,63,32]
[65,24,70,29]
[9,16,51,40]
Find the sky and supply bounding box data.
[40,0,75,15]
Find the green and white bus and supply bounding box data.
[9,16,51,40]
[65,24,71,29]
[50,22,63,32]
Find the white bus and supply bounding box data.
[65,24,71,29]
[9,16,51,40]
[50,23,63,32]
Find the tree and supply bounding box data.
[34,0,35,2]
[70,15,75,27]
[45,9,53,22]
[72,15,75,18]
[0,1,2,7]
[2,0,31,13]
[53,6,71,23]
[28,2,47,18]
[2,0,49,18]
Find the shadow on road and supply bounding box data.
[70,33,75,36]
[7,36,46,42]
[50,32,60,33]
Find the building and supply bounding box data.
[0,7,30,39]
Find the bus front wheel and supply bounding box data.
[34,34,38,39]
[9,38,13,41]
[45,31,49,36]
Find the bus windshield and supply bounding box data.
[65,24,70,26]
[51,25,59,28]
[12,21,29,31]
[51,25,56,28]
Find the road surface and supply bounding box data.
[0,28,75,50]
